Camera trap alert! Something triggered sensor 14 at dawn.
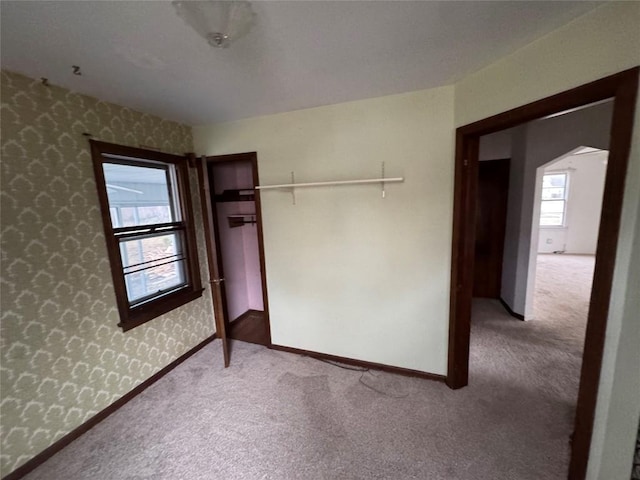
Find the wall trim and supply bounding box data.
[2,333,217,480]
[270,344,446,382]
[499,297,525,321]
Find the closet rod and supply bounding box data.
[255,177,403,190]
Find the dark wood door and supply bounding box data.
[204,153,272,354]
[197,156,231,367]
[473,159,510,298]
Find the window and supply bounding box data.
[540,172,568,227]
[91,141,203,331]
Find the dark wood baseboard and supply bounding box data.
[499,297,525,321]
[270,344,446,383]
[3,333,217,480]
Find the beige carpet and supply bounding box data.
[533,254,594,339]
[19,255,594,480]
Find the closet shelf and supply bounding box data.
[214,188,255,203]
[255,177,403,190]
[227,213,256,229]
[255,163,402,204]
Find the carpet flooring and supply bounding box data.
[21,254,593,480]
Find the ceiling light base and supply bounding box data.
[207,32,230,48]
[173,1,256,50]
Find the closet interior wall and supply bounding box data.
[210,161,264,322]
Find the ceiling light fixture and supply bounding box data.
[172,0,256,49]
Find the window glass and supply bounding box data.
[103,163,174,227]
[542,174,567,188]
[541,187,565,200]
[540,173,568,226]
[120,233,186,304]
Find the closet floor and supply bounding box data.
[228,310,269,346]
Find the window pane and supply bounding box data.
[137,205,172,225]
[120,207,136,227]
[120,233,186,304]
[103,162,175,228]
[541,200,565,214]
[541,187,565,200]
[542,174,566,188]
[540,213,564,226]
[540,200,565,226]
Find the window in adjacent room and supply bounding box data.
[539,172,569,227]
[91,141,203,331]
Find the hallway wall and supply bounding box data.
[538,150,607,254]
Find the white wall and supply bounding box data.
[538,151,607,254]
[537,229,567,254]
[454,3,640,128]
[243,225,264,311]
[453,2,640,478]
[194,86,455,374]
[500,125,528,314]
[592,88,640,480]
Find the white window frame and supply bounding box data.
[539,171,570,228]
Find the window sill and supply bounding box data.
[118,287,205,332]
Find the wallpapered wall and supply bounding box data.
[0,70,215,476]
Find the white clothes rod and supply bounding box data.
[255,177,403,190]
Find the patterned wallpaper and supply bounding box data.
[0,70,215,477]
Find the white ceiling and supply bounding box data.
[1,1,601,126]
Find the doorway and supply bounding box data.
[198,152,271,366]
[533,146,608,323]
[447,67,639,479]
[473,158,510,299]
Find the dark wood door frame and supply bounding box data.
[202,152,272,349]
[447,67,639,480]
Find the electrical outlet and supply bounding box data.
[546,238,553,244]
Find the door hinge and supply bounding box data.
[185,152,198,169]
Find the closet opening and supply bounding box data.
[200,152,271,363]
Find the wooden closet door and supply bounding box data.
[197,156,231,367]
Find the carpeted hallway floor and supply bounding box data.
[22,254,594,480]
